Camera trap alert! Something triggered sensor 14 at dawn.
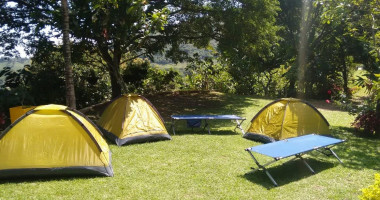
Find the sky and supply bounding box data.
[15,46,28,58]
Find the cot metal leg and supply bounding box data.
[317,147,344,164]
[264,170,278,187]
[234,119,245,135]
[203,119,210,134]
[246,149,279,186]
[171,119,176,135]
[326,148,343,164]
[296,155,315,174]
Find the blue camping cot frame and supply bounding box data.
[245,134,345,186]
[170,115,246,135]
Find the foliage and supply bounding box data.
[1,0,283,98]
[73,65,111,109]
[1,0,379,105]
[0,65,35,109]
[0,112,6,130]
[121,57,183,94]
[372,74,380,101]
[360,173,380,200]
[121,58,150,93]
[0,45,111,118]
[142,66,182,94]
[349,73,380,136]
[218,0,281,95]
[184,55,235,93]
[30,46,111,109]
[251,65,290,97]
[352,110,380,136]
[0,64,36,130]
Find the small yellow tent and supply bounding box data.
[244,98,330,142]
[0,104,113,178]
[97,94,171,146]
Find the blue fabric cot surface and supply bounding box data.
[186,119,202,128]
[248,134,344,159]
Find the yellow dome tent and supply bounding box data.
[0,104,113,178]
[243,98,330,142]
[97,94,171,146]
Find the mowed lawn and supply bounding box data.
[0,92,379,199]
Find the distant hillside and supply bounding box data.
[0,43,215,83]
[151,43,215,65]
[0,58,30,71]
[0,58,30,85]
[149,42,216,74]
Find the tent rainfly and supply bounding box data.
[243,98,330,143]
[97,94,171,146]
[0,104,113,178]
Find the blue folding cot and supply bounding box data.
[245,134,345,186]
[170,115,245,135]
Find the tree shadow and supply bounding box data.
[330,127,380,170]
[146,91,261,122]
[170,128,240,136]
[167,117,246,136]
[241,158,335,189]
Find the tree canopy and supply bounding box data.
[1,0,281,98]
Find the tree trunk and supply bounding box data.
[341,55,350,98]
[97,43,126,98]
[287,79,296,97]
[107,62,123,99]
[61,0,76,109]
[376,99,380,137]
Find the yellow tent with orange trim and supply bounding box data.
[0,104,113,178]
[243,98,330,142]
[97,94,171,146]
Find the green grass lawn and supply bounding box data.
[0,92,379,199]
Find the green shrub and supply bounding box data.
[352,109,380,136]
[184,55,236,93]
[360,173,380,200]
[121,58,150,92]
[142,66,182,94]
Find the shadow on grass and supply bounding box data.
[146,91,261,122]
[170,128,240,136]
[331,126,380,171]
[242,158,335,189]
[168,118,245,136]
[0,174,103,184]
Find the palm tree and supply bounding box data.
[61,0,76,109]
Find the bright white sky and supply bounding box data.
[15,46,27,58]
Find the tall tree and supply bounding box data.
[61,0,76,109]
[213,0,281,94]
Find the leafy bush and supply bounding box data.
[121,58,150,92]
[73,66,111,109]
[359,173,380,200]
[142,66,182,94]
[184,55,236,93]
[0,48,112,116]
[0,65,36,127]
[352,109,380,137]
[250,65,290,97]
[350,73,380,136]
[0,112,7,131]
